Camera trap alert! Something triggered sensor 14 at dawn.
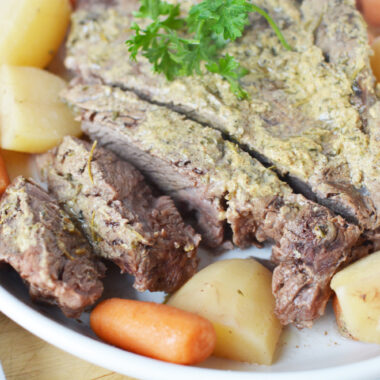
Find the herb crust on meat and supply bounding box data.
[0,176,104,317]
[38,137,200,293]
[66,0,380,249]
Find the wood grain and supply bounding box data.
[0,313,136,380]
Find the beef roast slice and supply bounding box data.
[0,176,104,317]
[38,136,200,293]
[64,84,363,327]
[64,85,295,249]
[65,0,380,245]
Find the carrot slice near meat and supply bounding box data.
[370,37,380,82]
[0,151,10,195]
[360,0,380,27]
[90,298,216,365]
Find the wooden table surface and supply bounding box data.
[0,313,135,380]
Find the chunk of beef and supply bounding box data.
[305,0,380,242]
[65,0,380,248]
[38,137,200,293]
[64,84,364,327]
[0,176,104,317]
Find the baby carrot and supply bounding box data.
[360,0,380,27]
[0,151,10,195]
[370,37,380,82]
[90,298,216,365]
[368,30,375,45]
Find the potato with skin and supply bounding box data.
[167,258,282,365]
[0,65,81,153]
[0,0,72,68]
[331,251,380,343]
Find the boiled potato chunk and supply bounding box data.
[0,0,71,68]
[331,251,380,343]
[0,65,81,153]
[168,259,282,365]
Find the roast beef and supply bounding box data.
[38,137,200,293]
[0,176,104,317]
[65,0,380,248]
[63,84,365,327]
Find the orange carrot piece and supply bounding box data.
[90,298,216,365]
[0,151,10,195]
[370,37,380,82]
[368,30,375,45]
[361,0,380,27]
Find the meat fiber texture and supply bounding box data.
[65,0,380,250]
[63,84,366,328]
[0,177,104,317]
[38,137,200,294]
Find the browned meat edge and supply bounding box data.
[0,176,105,317]
[38,137,200,293]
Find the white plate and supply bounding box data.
[1,246,380,380]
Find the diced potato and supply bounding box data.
[0,0,72,68]
[0,65,81,153]
[167,259,282,365]
[331,251,380,343]
[370,37,380,82]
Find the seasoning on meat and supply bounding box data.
[63,84,365,328]
[38,137,200,293]
[66,0,380,250]
[0,176,104,317]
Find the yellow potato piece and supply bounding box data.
[0,0,71,68]
[0,65,81,153]
[168,259,282,365]
[331,251,380,344]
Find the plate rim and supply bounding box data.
[1,286,380,380]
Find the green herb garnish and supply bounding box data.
[126,0,291,99]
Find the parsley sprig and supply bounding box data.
[126,0,291,99]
